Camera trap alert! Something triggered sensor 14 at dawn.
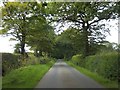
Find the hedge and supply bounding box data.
[71,51,119,81]
[2,53,20,76]
[85,51,119,81]
[71,54,85,67]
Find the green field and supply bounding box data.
[2,60,55,88]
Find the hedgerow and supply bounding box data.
[71,51,119,81]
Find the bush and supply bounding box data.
[22,53,56,65]
[2,53,20,76]
[39,56,56,64]
[85,51,119,81]
[39,57,49,64]
[25,54,39,65]
[71,54,84,67]
[2,52,56,76]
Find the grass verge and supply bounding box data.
[66,61,118,88]
[2,60,55,88]
[0,77,2,89]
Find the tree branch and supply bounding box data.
[89,19,103,25]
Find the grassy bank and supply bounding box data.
[2,60,55,88]
[66,61,118,88]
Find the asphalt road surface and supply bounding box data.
[35,59,104,88]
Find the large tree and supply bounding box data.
[27,17,55,57]
[2,2,49,58]
[48,2,117,57]
[2,2,32,57]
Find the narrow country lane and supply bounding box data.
[35,60,104,88]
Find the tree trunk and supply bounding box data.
[20,33,26,59]
[21,41,25,55]
[82,22,89,57]
[83,29,89,57]
[20,15,26,59]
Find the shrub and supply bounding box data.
[85,56,100,73]
[71,54,85,67]
[25,54,39,65]
[39,57,50,64]
[2,53,56,76]
[22,54,55,65]
[2,53,20,76]
[85,51,119,81]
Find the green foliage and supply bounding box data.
[2,53,20,76]
[1,3,119,88]
[2,60,55,88]
[2,2,54,57]
[23,53,40,65]
[0,29,8,34]
[71,55,80,65]
[85,51,119,81]
[49,2,117,57]
[2,2,34,56]
[98,42,119,53]
[52,28,82,59]
[51,35,73,59]
[71,54,84,66]
[14,43,21,54]
[27,16,55,56]
[70,50,119,81]
[2,52,56,76]
[39,57,50,64]
[66,61,118,88]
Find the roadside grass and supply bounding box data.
[2,60,55,88]
[66,61,118,88]
[0,77,2,89]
